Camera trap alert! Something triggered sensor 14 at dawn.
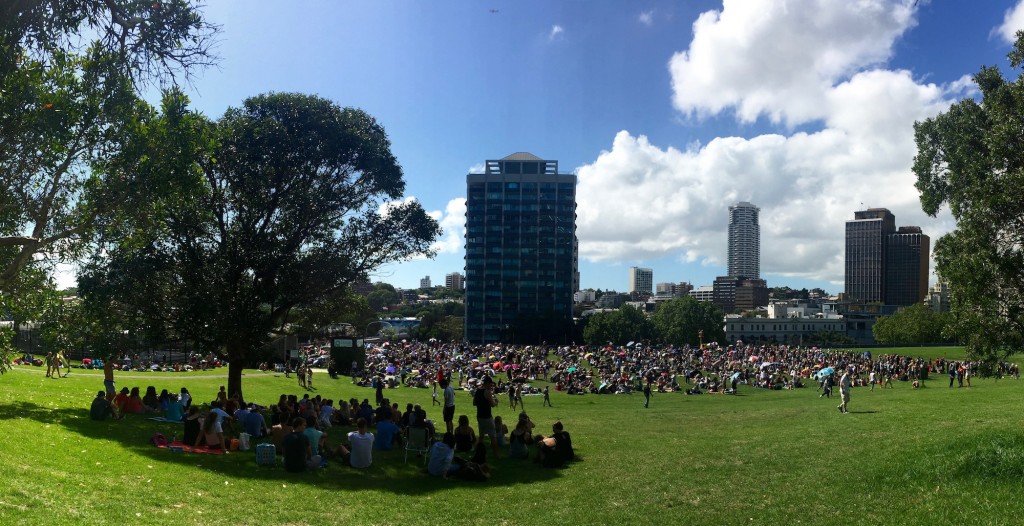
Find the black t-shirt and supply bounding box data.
[474,388,492,419]
[283,431,309,473]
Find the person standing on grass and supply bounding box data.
[543,385,552,407]
[869,370,876,391]
[442,379,456,434]
[474,375,500,458]
[643,380,652,408]
[103,358,116,404]
[838,369,852,414]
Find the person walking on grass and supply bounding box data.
[838,369,852,414]
[643,380,652,409]
[542,385,552,407]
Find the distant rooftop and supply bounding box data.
[500,152,543,161]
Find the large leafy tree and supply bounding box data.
[82,93,440,400]
[651,296,725,347]
[582,306,654,346]
[872,303,954,345]
[0,0,217,293]
[912,32,1024,361]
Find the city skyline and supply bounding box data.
[46,1,1024,294]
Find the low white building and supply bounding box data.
[725,316,846,344]
[689,285,714,303]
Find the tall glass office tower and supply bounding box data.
[464,153,577,344]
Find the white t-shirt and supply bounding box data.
[443,386,455,408]
[211,407,231,433]
[348,430,374,468]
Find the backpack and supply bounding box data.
[151,433,168,447]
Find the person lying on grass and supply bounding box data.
[535,421,574,468]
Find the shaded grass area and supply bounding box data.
[2,355,1023,525]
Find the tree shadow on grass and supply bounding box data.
[0,401,563,494]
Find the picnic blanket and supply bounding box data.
[156,441,226,455]
[146,417,184,423]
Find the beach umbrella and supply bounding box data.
[567,367,577,373]
[815,367,834,378]
[385,364,396,374]
[730,372,741,381]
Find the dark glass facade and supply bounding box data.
[464,154,577,344]
[845,209,929,306]
[885,227,930,306]
[844,209,895,303]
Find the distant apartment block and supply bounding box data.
[690,285,715,303]
[574,289,597,304]
[420,276,432,289]
[445,272,464,291]
[628,267,653,295]
[656,282,693,297]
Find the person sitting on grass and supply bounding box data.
[198,409,226,451]
[113,387,130,415]
[90,391,115,421]
[508,413,534,459]
[535,421,574,468]
[183,406,201,446]
[303,416,326,462]
[346,418,374,469]
[454,415,477,454]
[284,417,320,472]
[123,387,145,414]
[270,412,294,451]
[240,403,269,438]
[427,432,460,479]
[164,393,185,422]
[494,416,508,448]
[375,414,401,451]
[142,386,160,413]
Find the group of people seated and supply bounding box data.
[90,384,194,420]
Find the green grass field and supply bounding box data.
[2,346,1022,526]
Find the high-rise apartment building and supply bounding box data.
[445,272,464,291]
[844,208,929,306]
[464,153,577,343]
[628,267,653,294]
[419,276,431,289]
[728,202,760,279]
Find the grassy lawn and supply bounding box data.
[2,347,1022,526]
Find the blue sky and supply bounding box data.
[107,0,1024,294]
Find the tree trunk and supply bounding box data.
[227,354,245,403]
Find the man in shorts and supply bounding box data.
[838,369,852,414]
[441,379,456,434]
[103,358,116,401]
[474,375,499,457]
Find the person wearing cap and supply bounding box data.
[473,375,500,457]
[90,391,115,420]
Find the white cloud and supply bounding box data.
[549,25,564,41]
[429,197,467,255]
[467,163,485,174]
[576,0,960,284]
[638,10,654,26]
[996,0,1024,43]
[668,0,916,126]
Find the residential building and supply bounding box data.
[713,275,768,313]
[445,272,464,291]
[464,153,577,343]
[574,289,597,304]
[656,282,694,298]
[928,281,950,312]
[728,201,760,279]
[419,276,431,289]
[628,267,653,295]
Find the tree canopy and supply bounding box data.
[651,296,725,347]
[912,32,1024,361]
[79,92,440,399]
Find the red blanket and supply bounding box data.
[157,441,227,455]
